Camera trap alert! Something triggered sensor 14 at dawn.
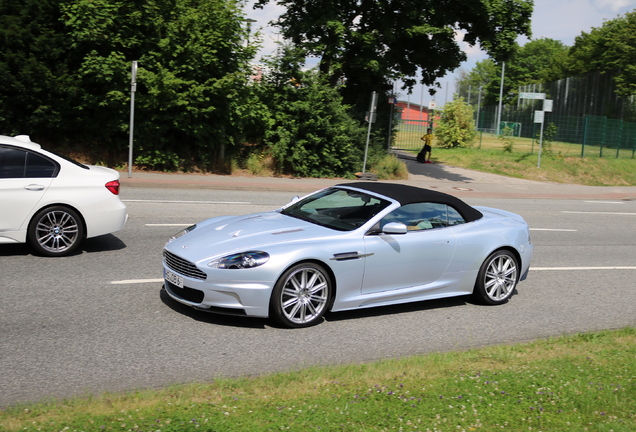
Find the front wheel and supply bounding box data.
[28,206,84,257]
[270,263,332,328]
[473,250,519,305]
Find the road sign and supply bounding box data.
[543,99,553,112]
[520,92,546,100]
[534,110,544,124]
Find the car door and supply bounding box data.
[0,146,56,234]
[361,203,458,294]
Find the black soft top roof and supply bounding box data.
[337,182,483,222]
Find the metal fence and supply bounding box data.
[393,119,430,151]
[477,107,636,159]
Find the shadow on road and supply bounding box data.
[0,234,126,257]
[395,151,474,183]
[159,287,269,329]
[324,295,473,323]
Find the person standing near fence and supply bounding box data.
[417,128,433,163]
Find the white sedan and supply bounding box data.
[0,135,127,256]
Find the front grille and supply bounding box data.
[165,280,205,303]
[163,250,207,281]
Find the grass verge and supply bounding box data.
[2,328,634,431]
[401,133,636,186]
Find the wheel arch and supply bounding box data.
[274,258,338,309]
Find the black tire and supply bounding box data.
[473,250,519,305]
[270,262,332,328]
[28,206,84,257]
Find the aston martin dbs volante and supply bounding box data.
[0,134,127,256]
[163,182,533,327]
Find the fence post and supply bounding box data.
[582,116,587,158]
[617,119,622,158]
[599,117,606,158]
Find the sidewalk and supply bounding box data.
[119,156,636,201]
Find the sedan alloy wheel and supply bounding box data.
[28,206,84,256]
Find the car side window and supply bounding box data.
[25,151,57,178]
[380,202,466,231]
[0,146,27,178]
[0,146,58,178]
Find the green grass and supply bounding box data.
[398,132,636,186]
[2,328,635,431]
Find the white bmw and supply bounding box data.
[0,135,128,256]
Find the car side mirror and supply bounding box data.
[382,222,408,235]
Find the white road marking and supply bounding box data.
[111,278,164,285]
[530,228,577,231]
[584,201,625,204]
[146,223,194,227]
[531,266,636,271]
[562,211,636,216]
[122,199,251,205]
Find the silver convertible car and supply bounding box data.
[163,182,533,327]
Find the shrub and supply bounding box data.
[436,97,477,149]
[371,154,409,180]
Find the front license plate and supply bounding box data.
[165,269,184,288]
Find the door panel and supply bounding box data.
[361,228,456,294]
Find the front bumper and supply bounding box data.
[162,267,274,318]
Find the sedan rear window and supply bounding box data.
[281,187,390,231]
[0,146,58,178]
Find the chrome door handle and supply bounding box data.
[24,184,45,191]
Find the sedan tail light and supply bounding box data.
[105,180,120,195]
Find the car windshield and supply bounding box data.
[280,187,391,231]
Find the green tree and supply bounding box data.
[436,97,476,148]
[457,38,570,106]
[566,10,636,97]
[0,0,70,137]
[1,0,257,172]
[256,46,367,178]
[455,59,499,105]
[60,0,257,171]
[254,0,533,116]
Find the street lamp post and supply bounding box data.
[496,61,505,135]
[127,60,138,178]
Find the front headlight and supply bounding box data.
[166,224,197,244]
[208,251,269,269]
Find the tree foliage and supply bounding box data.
[254,0,533,114]
[566,10,636,97]
[456,38,570,105]
[436,97,476,149]
[0,0,70,138]
[1,0,256,172]
[255,46,367,178]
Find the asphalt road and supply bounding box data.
[1,188,635,407]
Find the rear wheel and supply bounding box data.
[473,250,518,305]
[270,263,332,328]
[28,206,84,257]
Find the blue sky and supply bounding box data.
[245,0,635,106]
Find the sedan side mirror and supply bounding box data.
[382,222,408,235]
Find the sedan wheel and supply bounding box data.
[474,250,518,305]
[271,263,332,328]
[28,206,84,257]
